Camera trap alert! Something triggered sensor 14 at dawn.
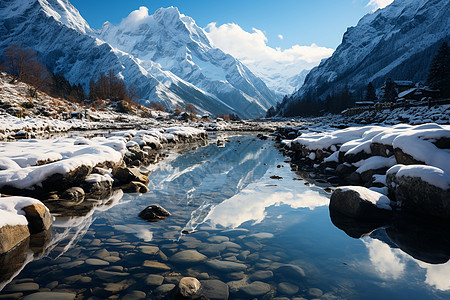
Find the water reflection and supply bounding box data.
[1,134,449,298]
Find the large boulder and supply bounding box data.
[0,235,30,286]
[22,204,52,234]
[387,165,450,218]
[394,148,424,165]
[370,142,394,157]
[120,181,149,194]
[82,174,113,195]
[0,225,30,254]
[41,165,93,192]
[113,167,149,185]
[330,186,392,219]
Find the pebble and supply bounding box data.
[79,277,92,283]
[206,260,247,272]
[105,266,123,272]
[274,264,306,282]
[121,291,146,299]
[45,282,58,289]
[201,280,229,300]
[250,270,273,280]
[138,245,159,255]
[237,250,250,260]
[199,244,227,256]
[59,261,84,269]
[239,281,272,296]
[154,284,175,295]
[222,241,241,249]
[0,293,23,299]
[104,279,135,293]
[197,272,210,280]
[177,277,201,297]
[207,236,229,243]
[22,292,75,300]
[5,283,39,293]
[103,256,120,263]
[249,232,274,239]
[105,239,121,243]
[143,260,171,271]
[93,249,110,259]
[94,270,130,281]
[170,250,207,264]
[90,239,101,246]
[278,282,299,295]
[226,271,245,280]
[308,288,323,298]
[85,259,109,266]
[145,274,164,286]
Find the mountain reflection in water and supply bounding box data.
[1,134,449,299]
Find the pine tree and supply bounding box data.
[365,82,377,101]
[427,42,450,97]
[383,78,397,102]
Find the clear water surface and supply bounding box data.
[0,134,449,299]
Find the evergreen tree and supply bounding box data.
[427,42,450,97]
[383,78,397,102]
[266,106,275,118]
[365,82,377,101]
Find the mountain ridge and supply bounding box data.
[278,0,449,115]
[0,0,278,119]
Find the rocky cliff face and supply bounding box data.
[0,1,278,119]
[280,0,449,115]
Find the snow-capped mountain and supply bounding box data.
[0,0,279,119]
[282,0,449,112]
[249,62,311,96]
[97,6,279,118]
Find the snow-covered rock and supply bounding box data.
[387,164,450,218]
[0,196,52,254]
[330,186,393,219]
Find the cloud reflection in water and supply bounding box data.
[205,184,329,229]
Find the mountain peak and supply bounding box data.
[37,0,91,34]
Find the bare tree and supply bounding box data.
[174,104,184,116]
[149,101,165,112]
[2,45,36,83]
[185,103,196,114]
[2,45,51,97]
[127,84,139,103]
[26,59,52,98]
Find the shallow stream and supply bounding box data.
[0,134,449,299]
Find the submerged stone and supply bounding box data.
[239,281,272,296]
[205,260,247,272]
[138,205,171,222]
[170,250,207,264]
[22,292,76,300]
[201,280,229,300]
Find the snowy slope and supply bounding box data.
[284,0,449,111]
[0,1,278,119]
[97,6,279,118]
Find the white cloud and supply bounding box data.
[204,22,334,94]
[367,0,394,11]
[121,6,150,28]
[278,34,284,40]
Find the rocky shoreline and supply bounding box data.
[0,127,207,261]
[276,123,450,222]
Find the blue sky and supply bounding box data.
[70,0,383,50]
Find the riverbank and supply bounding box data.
[276,123,450,222]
